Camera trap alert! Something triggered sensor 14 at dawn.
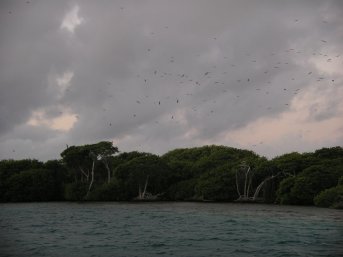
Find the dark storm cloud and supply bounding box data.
[1,0,342,160]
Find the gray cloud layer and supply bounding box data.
[1,0,343,160]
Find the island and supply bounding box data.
[0,142,342,209]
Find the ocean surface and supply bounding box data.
[0,202,342,257]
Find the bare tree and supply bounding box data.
[87,151,97,197]
[137,175,149,199]
[236,161,288,202]
[135,175,160,201]
[236,161,254,201]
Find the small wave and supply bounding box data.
[151,243,167,247]
[1,202,342,257]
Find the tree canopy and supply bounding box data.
[0,143,342,208]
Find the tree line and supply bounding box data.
[0,142,342,208]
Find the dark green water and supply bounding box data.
[0,202,342,257]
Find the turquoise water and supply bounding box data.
[0,202,342,257]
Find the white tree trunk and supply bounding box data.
[244,166,251,198]
[142,176,149,199]
[252,173,280,200]
[247,175,253,198]
[104,162,111,183]
[87,160,95,196]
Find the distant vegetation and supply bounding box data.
[0,143,342,208]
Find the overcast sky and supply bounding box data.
[1,0,342,161]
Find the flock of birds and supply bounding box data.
[5,3,342,154]
[87,16,341,151]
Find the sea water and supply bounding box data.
[0,202,342,257]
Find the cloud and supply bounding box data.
[60,5,84,34]
[56,71,74,97]
[0,0,342,160]
[225,83,343,157]
[27,107,78,132]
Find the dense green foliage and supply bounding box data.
[276,152,343,207]
[114,153,172,200]
[314,176,343,208]
[0,159,66,202]
[314,185,343,208]
[1,143,342,208]
[162,145,263,201]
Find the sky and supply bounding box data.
[0,0,343,161]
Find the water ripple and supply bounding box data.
[0,202,342,257]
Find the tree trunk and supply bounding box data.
[244,166,251,198]
[252,173,280,200]
[87,160,95,197]
[105,162,111,184]
[142,176,149,199]
[137,176,149,200]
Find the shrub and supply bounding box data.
[87,179,122,201]
[64,182,88,201]
[314,185,343,208]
